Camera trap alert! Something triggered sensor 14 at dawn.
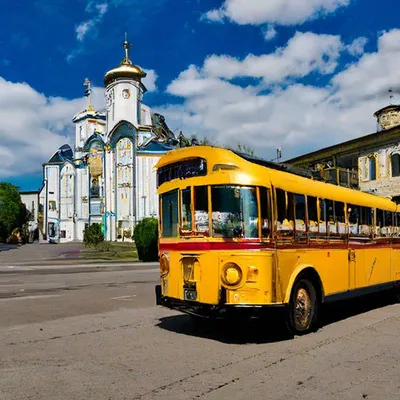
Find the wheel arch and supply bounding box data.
[284,264,325,304]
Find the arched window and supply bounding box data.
[391,153,400,177]
[368,156,377,180]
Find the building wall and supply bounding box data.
[20,192,39,223]
[358,143,400,199]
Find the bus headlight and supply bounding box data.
[221,263,243,287]
[160,254,170,278]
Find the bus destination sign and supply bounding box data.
[157,158,207,186]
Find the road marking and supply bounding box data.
[110,295,137,300]
[0,294,61,301]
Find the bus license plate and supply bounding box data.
[184,289,197,301]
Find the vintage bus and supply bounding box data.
[155,146,400,334]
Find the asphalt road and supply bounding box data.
[0,265,399,400]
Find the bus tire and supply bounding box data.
[286,278,319,335]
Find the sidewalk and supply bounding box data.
[0,242,152,268]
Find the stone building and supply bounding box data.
[286,104,400,202]
[39,40,175,243]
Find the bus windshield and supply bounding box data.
[160,185,258,238]
[211,186,258,238]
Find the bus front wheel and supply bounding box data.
[286,278,319,335]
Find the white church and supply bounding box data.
[39,39,176,242]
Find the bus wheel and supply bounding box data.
[287,278,319,335]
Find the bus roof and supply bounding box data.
[156,146,397,212]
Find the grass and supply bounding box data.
[79,241,139,261]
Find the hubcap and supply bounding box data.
[295,288,312,330]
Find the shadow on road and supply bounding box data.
[157,291,398,344]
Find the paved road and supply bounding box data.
[0,265,399,400]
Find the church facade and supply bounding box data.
[39,40,175,242]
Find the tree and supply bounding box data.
[0,183,28,241]
[83,223,104,248]
[133,218,159,262]
[189,135,255,156]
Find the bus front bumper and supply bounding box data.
[155,285,285,319]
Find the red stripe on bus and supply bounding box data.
[160,240,400,252]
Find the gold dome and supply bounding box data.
[104,40,146,87]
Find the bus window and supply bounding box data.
[319,199,327,235]
[181,187,192,232]
[276,189,294,236]
[326,199,336,235]
[335,201,346,234]
[348,205,359,235]
[161,189,179,237]
[259,187,271,237]
[307,196,318,234]
[294,194,306,233]
[241,187,258,238]
[211,186,257,238]
[194,186,209,234]
[359,207,373,236]
[376,209,384,236]
[383,211,394,236]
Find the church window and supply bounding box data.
[368,155,377,180]
[391,153,400,177]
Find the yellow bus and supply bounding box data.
[154,146,400,334]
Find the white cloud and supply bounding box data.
[202,32,342,84]
[263,25,277,41]
[143,69,158,92]
[205,0,351,26]
[161,29,400,161]
[75,2,108,42]
[0,77,105,178]
[346,36,368,56]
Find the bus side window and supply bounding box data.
[335,201,346,235]
[383,211,394,236]
[319,199,327,235]
[276,189,293,236]
[376,209,384,236]
[307,196,318,235]
[348,204,359,236]
[294,194,306,233]
[395,212,400,235]
[359,206,373,236]
[259,187,271,238]
[194,186,209,234]
[326,199,336,235]
[181,187,192,232]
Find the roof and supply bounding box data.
[286,124,400,165]
[47,144,73,163]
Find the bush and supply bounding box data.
[133,218,159,262]
[83,223,104,248]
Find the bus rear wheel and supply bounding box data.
[287,278,319,335]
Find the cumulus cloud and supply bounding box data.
[143,69,158,92]
[0,78,104,177]
[263,25,277,41]
[346,36,368,56]
[202,32,343,84]
[160,29,400,161]
[205,0,351,26]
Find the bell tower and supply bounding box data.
[104,35,147,136]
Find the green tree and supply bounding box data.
[0,183,28,241]
[83,223,104,248]
[133,218,159,262]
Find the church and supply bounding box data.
[39,39,176,243]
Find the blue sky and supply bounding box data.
[1,0,399,191]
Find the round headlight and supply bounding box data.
[160,254,170,278]
[221,262,243,287]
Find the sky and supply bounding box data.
[1,0,400,191]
